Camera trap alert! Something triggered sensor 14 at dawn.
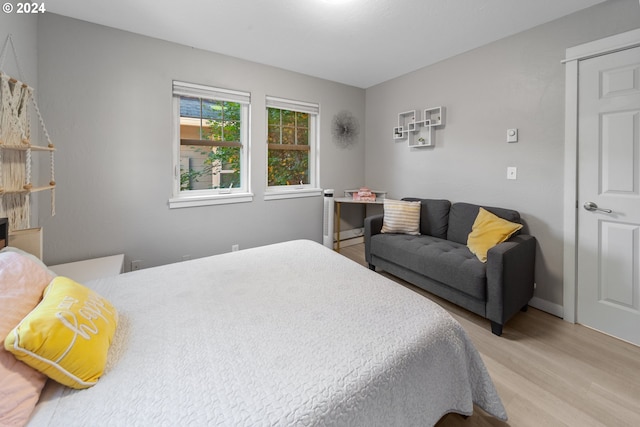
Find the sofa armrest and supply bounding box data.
[364,214,384,264]
[485,234,536,328]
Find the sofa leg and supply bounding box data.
[491,322,503,336]
[368,263,375,271]
[521,304,529,312]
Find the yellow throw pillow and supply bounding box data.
[4,276,118,389]
[381,199,421,235]
[467,208,523,262]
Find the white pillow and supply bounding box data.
[381,199,421,235]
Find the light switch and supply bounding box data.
[507,167,517,180]
[507,128,518,143]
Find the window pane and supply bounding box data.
[179,96,203,140]
[203,99,219,120]
[180,145,242,191]
[296,112,308,128]
[223,121,240,142]
[208,122,222,141]
[180,145,213,191]
[220,171,240,188]
[211,146,241,188]
[176,87,245,195]
[296,128,308,145]
[282,110,295,126]
[218,145,241,189]
[204,101,242,142]
[266,103,315,188]
[268,149,309,186]
[224,102,241,121]
[175,82,250,201]
[180,96,201,119]
[267,108,280,126]
[268,126,280,144]
[282,127,295,144]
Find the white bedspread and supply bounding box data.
[28,240,506,426]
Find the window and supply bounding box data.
[265,96,320,199]
[170,81,251,208]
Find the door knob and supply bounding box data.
[583,201,612,213]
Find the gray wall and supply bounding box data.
[364,0,640,311]
[9,1,640,313]
[36,14,366,268]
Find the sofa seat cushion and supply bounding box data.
[370,234,487,300]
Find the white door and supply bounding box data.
[577,46,640,346]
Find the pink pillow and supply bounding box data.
[0,251,54,426]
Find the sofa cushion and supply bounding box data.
[370,234,487,300]
[402,198,451,239]
[447,202,521,245]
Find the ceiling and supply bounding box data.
[46,0,607,88]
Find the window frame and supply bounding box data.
[264,96,321,201]
[169,81,253,209]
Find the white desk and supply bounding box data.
[49,254,125,283]
[334,197,383,252]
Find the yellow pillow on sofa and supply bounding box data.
[4,276,118,389]
[467,208,523,262]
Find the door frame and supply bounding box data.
[563,28,640,323]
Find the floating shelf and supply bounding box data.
[0,184,56,194]
[0,143,55,152]
[392,106,445,148]
[1,39,57,231]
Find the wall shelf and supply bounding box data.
[392,106,445,148]
[0,143,56,194]
[0,68,57,231]
[0,143,55,152]
[0,184,56,194]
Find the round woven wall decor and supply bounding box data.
[332,110,359,148]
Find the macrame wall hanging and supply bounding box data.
[0,34,56,232]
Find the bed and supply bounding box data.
[12,239,506,426]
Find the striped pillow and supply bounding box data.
[381,199,421,235]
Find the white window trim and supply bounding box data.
[169,191,254,208]
[264,96,320,200]
[170,81,253,208]
[264,188,323,201]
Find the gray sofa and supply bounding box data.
[364,198,536,336]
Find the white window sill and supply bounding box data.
[169,192,254,209]
[264,188,322,201]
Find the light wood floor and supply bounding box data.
[339,243,640,427]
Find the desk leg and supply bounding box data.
[335,201,341,252]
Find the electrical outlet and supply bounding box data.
[131,260,142,271]
[507,128,518,143]
[232,244,239,252]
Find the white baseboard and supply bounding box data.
[333,227,365,249]
[335,227,364,241]
[335,236,364,249]
[529,297,563,318]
